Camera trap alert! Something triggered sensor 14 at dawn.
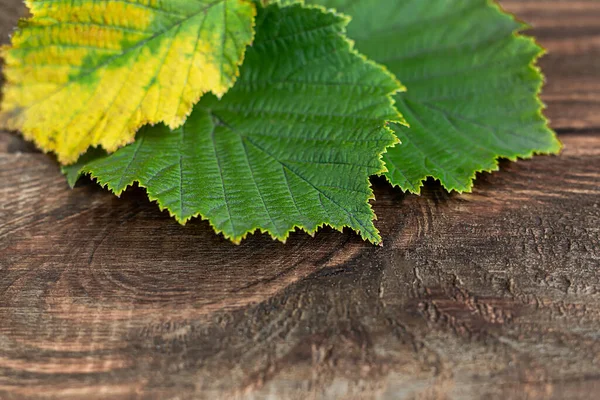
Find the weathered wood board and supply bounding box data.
[0,1,599,399]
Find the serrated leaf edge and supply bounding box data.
[73,126,397,245]
[383,0,562,195]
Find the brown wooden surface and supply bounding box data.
[1,1,599,399]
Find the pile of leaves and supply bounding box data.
[0,0,560,244]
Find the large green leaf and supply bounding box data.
[312,0,561,192]
[65,4,403,244]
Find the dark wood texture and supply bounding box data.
[1,1,599,399]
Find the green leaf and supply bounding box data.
[64,4,403,244]
[311,0,561,193]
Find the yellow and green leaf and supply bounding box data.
[0,0,256,164]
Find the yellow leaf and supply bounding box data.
[0,0,256,164]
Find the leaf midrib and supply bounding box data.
[210,112,379,241]
[20,0,225,108]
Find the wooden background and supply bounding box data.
[1,1,599,399]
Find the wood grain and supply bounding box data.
[502,0,600,130]
[1,1,599,399]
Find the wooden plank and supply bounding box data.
[0,1,25,43]
[1,132,599,399]
[0,0,599,399]
[502,0,600,130]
